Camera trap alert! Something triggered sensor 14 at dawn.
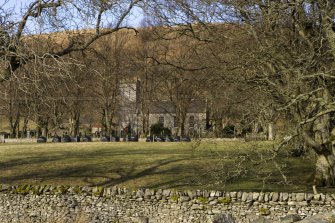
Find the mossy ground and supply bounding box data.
[0,141,326,192]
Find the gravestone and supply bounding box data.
[61,135,71,142]
[110,136,120,142]
[100,136,110,142]
[82,136,92,142]
[71,136,80,142]
[37,136,47,143]
[52,136,61,142]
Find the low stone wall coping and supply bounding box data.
[1,184,334,205]
[0,184,334,223]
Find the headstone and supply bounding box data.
[71,136,80,142]
[82,136,92,142]
[100,136,110,142]
[110,136,120,142]
[37,136,47,143]
[61,135,71,142]
[52,136,61,142]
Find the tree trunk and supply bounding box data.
[74,113,80,136]
[9,118,16,138]
[37,118,48,137]
[313,137,335,186]
[314,151,335,186]
[268,122,274,141]
[102,106,114,136]
[312,92,335,186]
[180,114,186,136]
[37,126,42,137]
[214,116,223,138]
[69,118,73,136]
[88,111,93,135]
[9,111,20,138]
[104,107,110,135]
[70,110,80,136]
[22,115,29,137]
[141,112,149,137]
[42,126,48,138]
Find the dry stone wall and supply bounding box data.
[0,184,334,223]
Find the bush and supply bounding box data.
[222,125,235,135]
[150,122,171,136]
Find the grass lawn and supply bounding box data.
[0,141,323,192]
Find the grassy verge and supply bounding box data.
[0,141,322,192]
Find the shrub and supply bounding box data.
[150,122,171,136]
[222,125,235,135]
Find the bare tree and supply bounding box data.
[0,0,142,82]
[0,79,21,137]
[88,31,133,136]
[146,0,335,186]
[144,30,206,136]
[133,27,159,137]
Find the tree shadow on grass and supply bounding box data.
[0,154,195,189]
[2,145,282,190]
[84,158,191,187]
[0,147,192,170]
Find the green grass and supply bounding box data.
[0,141,322,192]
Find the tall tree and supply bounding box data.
[89,32,132,135]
